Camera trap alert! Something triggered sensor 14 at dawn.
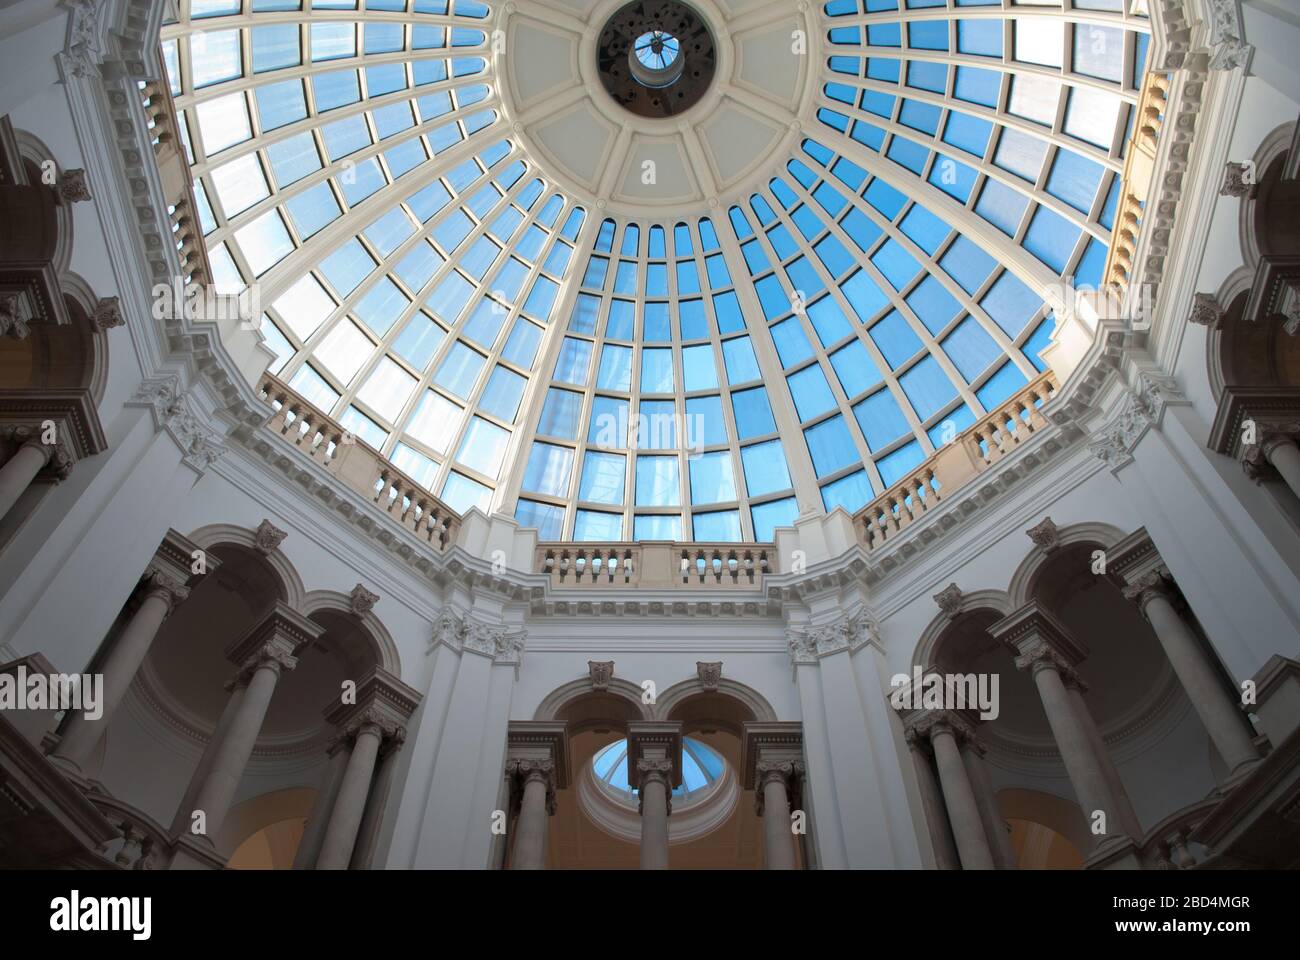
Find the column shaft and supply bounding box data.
[960,745,1016,869]
[1143,593,1259,773]
[189,660,281,841]
[316,725,383,870]
[639,778,670,870]
[293,742,351,869]
[929,727,995,870]
[55,572,187,767]
[1031,665,1125,845]
[760,776,797,870]
[1266,437,1300,500]
[0,441,50,520]
[510,774,550,870]
[909,741,959,870]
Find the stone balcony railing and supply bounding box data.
[256,372,462,549]
[854,371,1059,551]
[535,542,772,589]
[1103,70,1171,292]
[140,79,211,289]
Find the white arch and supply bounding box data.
[653,675,780,725]
[911,588,1013,670]
[532,675,652,723]
[300,588,402,677]
[1005,520,1128,610]
[186,521,308,609]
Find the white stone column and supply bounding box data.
[316,717,384,870]
[755,760,801,870]
[637,758,673,870]
[992,602,1139,855]
[53,567,189,768]
[926,718,995,870]
[0,435,52,520]
[188,647,292,842]
[293,736,351,870]
[904,727,959,870]
[1024,651,1129,848]
[350,728,405,870]
[1247,432,1300,502]
[508,759,555,870]
[959,737,1016,869]
[1123,571,1260,775]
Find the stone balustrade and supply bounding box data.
[1102,71,1170,292]
[140,79,211,288]
[856,371,1058,550]
[536,542,772,588]
[257,373,461,549]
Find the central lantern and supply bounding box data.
[596,0,717,117]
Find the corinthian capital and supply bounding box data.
[1121,570,1180,617]
[140,566,190,615]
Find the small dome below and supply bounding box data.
[592,736,725,801]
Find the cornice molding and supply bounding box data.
[786,608,880,666]
[126,374,228,475]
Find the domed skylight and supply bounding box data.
[162,0,1151,543]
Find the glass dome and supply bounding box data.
[162,0,1150,543]
[591,736,724,801]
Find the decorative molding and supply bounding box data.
[252,518,288,555]
[348,583,379,617]
[57,0,105,81]
[89,296,123,332]
[126,375,228,475]
[54,168,91,205]
[786,608,878,665]
[1220,161,1255,198]
[588,660,614,690]
[1025,517,1061,554]
[1087,371,1186,471]
[932,582,964,619]
[695,661,721,691]
[1188,292,1224,329]
[1206,0,1253,72]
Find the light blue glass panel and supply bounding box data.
[786,364,837,421]
[580,451,626,505]
[636,456,680,506]
[433,340,485,398]
[693,510,742,542]
[685,395,727,446]
[640,348,674,393]
[553,338,592,384]
[682,344,719,391]
[392,314,445,371]
[876,440,925,486]
[899,355,958,420]
[804,415,859,477]
[522,442,573,496]
[976,361,1028,409]
[588,396,628,448]
[598,344,633,391]
[479,366,526,422]
[574,510,622,541]
[821,469,873,513]
[829,339,883,398]
[516,500,563,539]
[853,388,910,450]
[537,388,583,439]
[980,271,1041,337]
[502,319,542,367]
[689,452,736,505]
[942,316,1001,381]
[634,514,681,540]
[869,311,922,368]
[441,473,491,514]
[741,440,792,496]
[752,496,798,541]
[731,387,776,439]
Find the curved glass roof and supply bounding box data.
[591,737,724,801]
[162,0,1149,543]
